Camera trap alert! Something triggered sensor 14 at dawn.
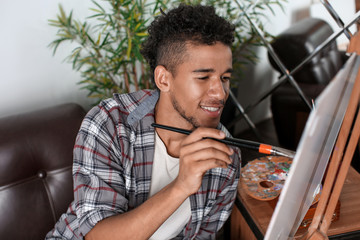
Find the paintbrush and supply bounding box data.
[151,123,296,158]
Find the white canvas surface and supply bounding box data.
[265,54,360,240]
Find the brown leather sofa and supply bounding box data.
[268,18,360,173]
[268,17,348,150]
[0,103,86,240]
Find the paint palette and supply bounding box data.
[241,156,292,201]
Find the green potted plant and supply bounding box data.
[49,0,286,103]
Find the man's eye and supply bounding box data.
[221,76,231,82]
[197,76,209,80]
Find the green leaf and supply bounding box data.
[48,0,286,99]
[135,32,147,37]
[88,13,106,19]
[67,10,73,26]
[58,4,66,22]
[91,0,105,13]
[100,32,110,47]
[126,33,132,59]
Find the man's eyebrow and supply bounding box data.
[192,68,233,73]
[192,68,215,73]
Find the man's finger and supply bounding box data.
[181,138,234,157]
[182,147,232,165]
[181,127,226,145]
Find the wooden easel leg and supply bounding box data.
[319,105,360,233]
[306,55,360,239]
[307,230,329,240]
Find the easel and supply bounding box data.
[304,32,360,240]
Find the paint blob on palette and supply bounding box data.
[241,156,292,201]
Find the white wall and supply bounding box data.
[0,0,94,118]
[310,0,356,49]
[0,0,356,121]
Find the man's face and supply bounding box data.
[168,42,232,129]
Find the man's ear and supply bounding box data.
[154,65,171,92]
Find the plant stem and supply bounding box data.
[133,64,139,91]
[123,65,130,92]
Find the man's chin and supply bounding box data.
[198,120,221,129]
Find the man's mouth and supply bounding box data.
[200,106,221,112]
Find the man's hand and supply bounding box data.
[174,128,234,196]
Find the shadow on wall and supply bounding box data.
[292,7,310,23]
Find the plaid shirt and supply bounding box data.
[46,89,241,240]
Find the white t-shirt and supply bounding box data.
[148,132,191,240]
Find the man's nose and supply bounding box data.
[208,78,228,99]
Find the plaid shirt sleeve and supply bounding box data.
[72,101,129,237]
[197,150,241,239]
[46,90,157,240]
[185,125,241,240]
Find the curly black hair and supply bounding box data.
[140,4,235,84]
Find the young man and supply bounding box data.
[46,4,241,240]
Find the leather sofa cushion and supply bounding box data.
[269,18,343,85]
[0,103,86,240]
